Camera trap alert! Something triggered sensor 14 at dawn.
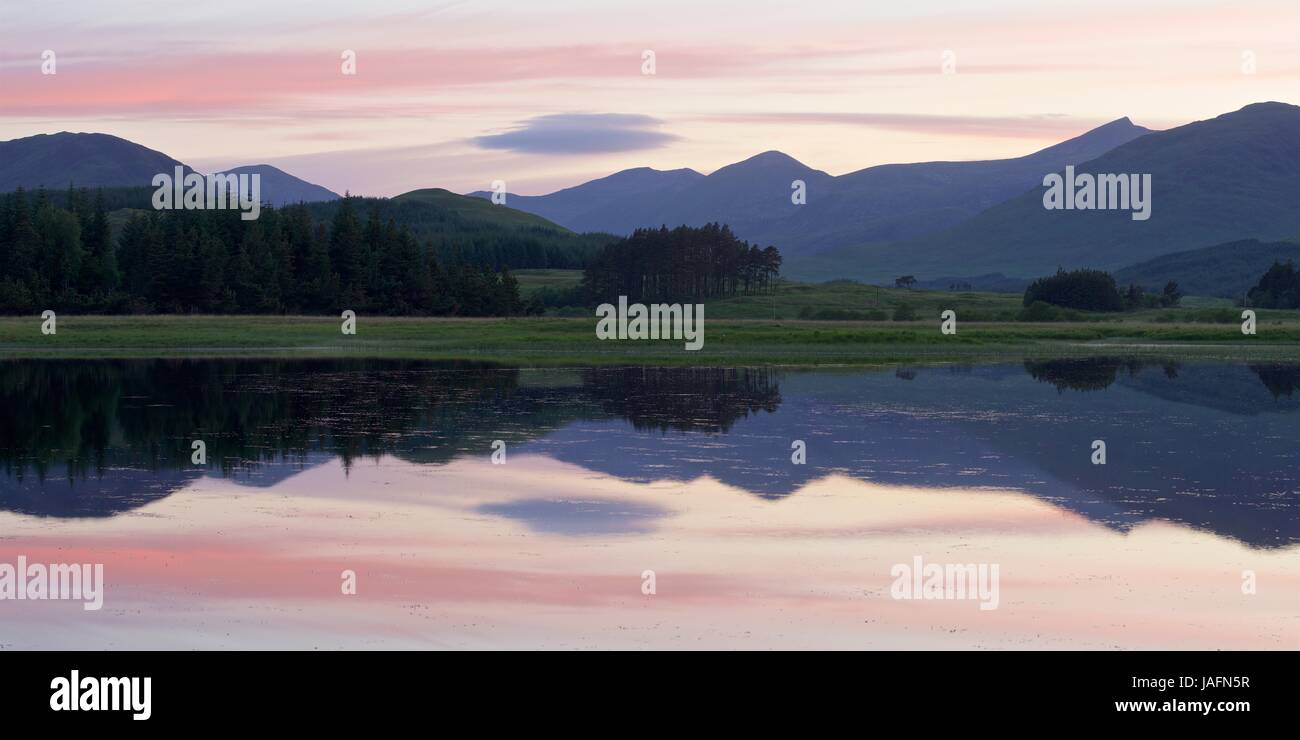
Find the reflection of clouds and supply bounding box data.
[2,455,1296,649]
[478,497,671,536]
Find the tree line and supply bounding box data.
[0,188,530,315]
[580,223,781,304]
[1024,268,1181,312]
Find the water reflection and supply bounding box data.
[1,358,1298,549]
[1024,357,1182,391]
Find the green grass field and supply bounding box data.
[516,271,1296,324]
[514,269,586,298]
[707,280,1023,320]
[4,313,1300,366]
[3,273,1293,366]
[515,271,1030,318]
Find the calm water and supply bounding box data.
[1,358,1297,649]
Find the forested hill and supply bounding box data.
[302,188,616,270]
[1112,238,1300,299]
[0,187,578,315]
[43,185,615,272]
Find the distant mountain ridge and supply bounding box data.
[471,117,1153,258]
[214,164,339,206]
[804,102,1300,282]
[0,132,339,206]
[469,166,704,233]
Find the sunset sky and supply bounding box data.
[1,0,1297,196]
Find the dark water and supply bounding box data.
[1,358,1297,649]
[4,357,1299,548]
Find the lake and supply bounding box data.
[1,358,1296,649]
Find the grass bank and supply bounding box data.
[3,315,1300,365]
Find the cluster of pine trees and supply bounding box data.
[1023,269,1125,312]
[0,188,529,315]
[1246,261,1300,309]
[1023,268,1183,313]
[580,223,781,304]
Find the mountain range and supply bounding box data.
[805,102,1300,282]
[474,101,1300,284]
[5,102,1299,286]
[0,131,339,206]
[471,116,1152,262]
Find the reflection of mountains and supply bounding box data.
[0,360,778,516]
[523,360,1300,549]
[2,358,1298,549]
[1027,357,1300,415]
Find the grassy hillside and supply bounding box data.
[1112,238,1300,298]
[392,188,572,229]
[302,189,616,270]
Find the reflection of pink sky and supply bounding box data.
[1,455,1295,649]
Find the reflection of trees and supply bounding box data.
[0,361,787,493]
[1249,363,1300,398]
[1023,358,1181,392]
[580,367,782,434]
[0,359,522,483]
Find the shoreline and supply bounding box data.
[3,315,1300,365]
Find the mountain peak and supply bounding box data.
[736,150,804,167]
[1024,115,1152,164]
[220,163,280,173]
[216,163,340,205]
[1236,101,1299,112]
[709,150,828,180]
[1223,101,1300,121]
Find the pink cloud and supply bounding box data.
[0,42,897,120]
[697,111,1113,139]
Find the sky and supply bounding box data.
[1,0,1298,196]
